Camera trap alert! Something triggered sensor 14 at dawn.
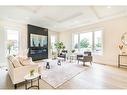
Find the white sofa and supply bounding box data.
[7,55,41,89]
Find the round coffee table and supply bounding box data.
[24,73,40,90]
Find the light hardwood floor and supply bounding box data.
[1,63,127,89]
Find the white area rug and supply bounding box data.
[40,61,88,88]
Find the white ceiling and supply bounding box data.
[0,6,127,31]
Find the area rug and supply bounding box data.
[40,61,88,88]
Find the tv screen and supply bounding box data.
[30,34,47,47]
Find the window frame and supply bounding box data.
[6,29,20,55]
[50,35,57,51]
[72,28,104,55]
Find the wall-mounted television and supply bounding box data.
[30,34,47,48]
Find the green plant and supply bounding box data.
[80,38,89,48]
[54,41,65,55]
[95,38,101,48]
[30,69,35,76]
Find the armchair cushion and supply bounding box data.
[77,52,93,63]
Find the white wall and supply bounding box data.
[0,20,6,66]
[0,20,59,66]
[59,16,127,66]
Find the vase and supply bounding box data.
[119,50,122,54]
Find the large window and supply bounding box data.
[73,30,103,55]
[94,30,103,54]
[73,34,79,52]
[51,35,56,51]
[80,32,92,52]
[7,30,19,55]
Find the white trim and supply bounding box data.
[5,28,20,55]
[72,28,104,55]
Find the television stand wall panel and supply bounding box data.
[27,24,48,61]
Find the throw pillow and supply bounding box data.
[21,57,34,66]
[11,57,22,68]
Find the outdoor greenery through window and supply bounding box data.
[7,30,19,55]
[73,30,103,55]
[80,32,92,53]
[51,35,56,51]
[94,30,103,54]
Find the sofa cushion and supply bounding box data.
[20,57,34,66]
[17,56,27,64]
[11,56,22,68]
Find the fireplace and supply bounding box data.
[27,24,48,61]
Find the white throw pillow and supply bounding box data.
[11,57,22,68]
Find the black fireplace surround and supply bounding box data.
[27,24,48,61]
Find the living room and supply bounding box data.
[1,5,127,92]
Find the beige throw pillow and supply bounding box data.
[20,57,34,66]
[11,57,22,68]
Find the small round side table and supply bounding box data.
[24,73,41,90]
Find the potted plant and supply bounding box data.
[71,49,75,53]
[54,41,65,56]
[30,69,35,76]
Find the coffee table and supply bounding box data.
[24,73,40,90]
[69,54,76,63]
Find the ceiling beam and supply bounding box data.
[90,6,101,19]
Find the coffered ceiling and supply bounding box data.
[0,6,127,31]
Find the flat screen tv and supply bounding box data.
[30,34,47,48]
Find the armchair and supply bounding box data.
[58,50,68,61]
[77,52,93,66]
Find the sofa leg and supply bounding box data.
[14,84,17,89]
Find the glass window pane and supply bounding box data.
[73,34,78,51]
[80,32,92,53]
[94,30,103,54]
[7,30,19,55]
[51,35,56,50]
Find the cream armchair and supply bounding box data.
[7,56,41,89]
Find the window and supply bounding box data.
[73,34,79,51]
[94,30,103,54]
[80,32,92,52]
[7,30,19,55]
[51,35,56,51]
[72,29,103,55]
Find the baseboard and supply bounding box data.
[93,61,118,68]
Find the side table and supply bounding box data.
[69,54,76,63]
[118,54,127,68]
[24,73,40,90]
